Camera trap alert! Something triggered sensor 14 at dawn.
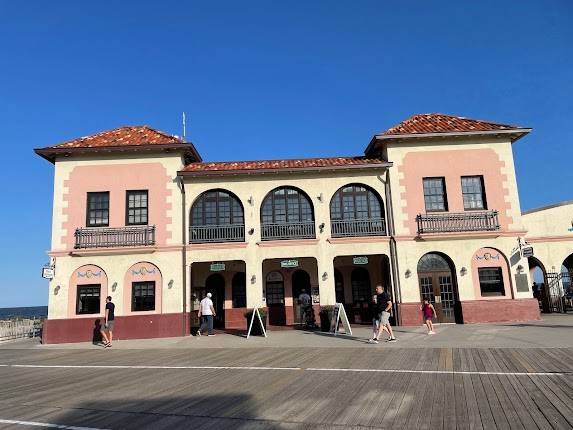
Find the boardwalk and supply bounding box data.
[0,319,572,429]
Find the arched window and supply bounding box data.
[351,268,371,303]
[232,272,246,308]
[417,253,451,272]
[190,190,244,243]
[261,187,315,240]
[330,184,386,237]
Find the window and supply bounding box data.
[330,184,384,220]
[132,281,156,311]
[76,284,101,314]
[126,190,148,225]
[191,190,244,226]
[423,178,448,212]
[351,268,371,303]
[461,176,487,210]
[478,268,505,296]
[87,192,109,227]
[261,187,313,224]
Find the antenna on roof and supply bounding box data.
[182,112,187,141]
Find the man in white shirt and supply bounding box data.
[197,292,216,337]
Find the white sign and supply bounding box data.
[246,308,267,339]
[281,259,299,268]
[329,303,352,336]
[42,267,55,279]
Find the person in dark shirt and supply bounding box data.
[369,284,396,343]
[100,296,115,348]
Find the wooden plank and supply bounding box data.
[429,365,445,430]
[418,374,438,430]
[529,375,573,427]
[462,373,484,430]
[519,374,572,429]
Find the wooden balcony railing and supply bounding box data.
[189,224,245,244]
[331,218,386,238]
[74,225,156,249]
[416,211,500,235]
[261,221,315,241]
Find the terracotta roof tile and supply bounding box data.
[182,156,387,173]
[380,113,522,136]
[48,126,184,149]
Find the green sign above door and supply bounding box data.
[353,256,368,265]
[210,262,226,272]
[280,259,299,268]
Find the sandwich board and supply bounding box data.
[246,308,267,339]
[329,303,352,336]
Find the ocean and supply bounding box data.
[0,306,48,320]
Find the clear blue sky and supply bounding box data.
[1,1,571,307]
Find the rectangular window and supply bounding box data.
[423,177,448,212]
[132,281,156,311]
[76,284,101,314]
[87,192,109,227]
[478,267,505,296]
[126,190,148,225]
[461,176,487,210]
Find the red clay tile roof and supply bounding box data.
[181,156,388,174]
[48,126,184,149]
[379,113,524,136]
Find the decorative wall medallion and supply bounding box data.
[78,270,102,278]
[476,252,500,261]
[131,266,156,276]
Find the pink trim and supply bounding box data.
[470,247,512,300]
[416,231,502,241]
[526,235,573,243]
[50,244,183,257]
[327,236,391,244]
[123,262,163,316]
[186,242,248,251]
[61,163,173,250]
[397,148,513,235]
[67,264,109,318]
[257,239,320,247]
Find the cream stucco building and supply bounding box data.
[35,114,573,343]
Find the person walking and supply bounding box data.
[100,296,115,348]
[368,293,388,343]
[375,284,396,342]
[197,292,216,337]
[421,299,437,334]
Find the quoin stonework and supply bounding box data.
[34,114,573,343]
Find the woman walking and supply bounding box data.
[421,299,436,334]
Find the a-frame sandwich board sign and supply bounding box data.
[329,303,352,336]
[246,308,267,339]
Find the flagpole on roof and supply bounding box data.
[182,112,186,141]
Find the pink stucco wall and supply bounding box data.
[123,262,163,315]
[61,163,173,249]
[397,148,513,235]
[471,247,513,300]
[67,264,108,318]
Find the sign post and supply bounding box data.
[246,308,267,339]
[329,303,352,336]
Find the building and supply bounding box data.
[34,114,573,343]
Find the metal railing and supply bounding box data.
[416,211,500,234]
[261,221,316,241]
[0,318,43,342]
[331,218,386,238]
[190,224,245,244]
[74,225,156,249]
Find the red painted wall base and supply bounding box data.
[42,313,190,344]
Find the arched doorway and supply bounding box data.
[292,270,311,324]
[351,267,371,323]
[417,253,460,323]
[266,271,286,325]
[232,272,246,308]
[334,269,345,304]
[206,274,225,328]
[528,257,546,303]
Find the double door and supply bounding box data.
[418,271,456,323]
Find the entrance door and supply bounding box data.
[292,270,311,324]
[417,253,457,324]
[206,274,225,328]
[266,271,286,325]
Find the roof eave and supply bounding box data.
[365,128,531,155]
[177,162,392,178]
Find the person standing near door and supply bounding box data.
[420,299,437,334]
[197,292,216,337]
[298,289,312,326]
[100,296,115,348]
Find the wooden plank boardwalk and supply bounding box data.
[0,347,572,429]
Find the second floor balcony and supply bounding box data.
[416,210,500,235]
[74,225,156,249]
[261,221,316,241]
[331,217,386,238]
[190,224,245,244]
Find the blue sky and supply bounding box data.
[0,1,571,307]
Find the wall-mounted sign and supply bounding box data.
[521,247,534,258]
[42,267,55,280]
[210,262,226,272]
[353,256,369,265]
[281,259,299,268]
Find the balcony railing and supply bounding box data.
[416,211,500,235]
[74,225,156,249]
[331,218,386,238]
[189,224,245,244]
[261,221,316,241]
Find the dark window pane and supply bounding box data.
[462,176,486,210]
[422,178,447,212]
[76,284,101,314]
[87,192,109,227]
[478,267,505,296]
[132,281,156,311]
[126,190,148,226]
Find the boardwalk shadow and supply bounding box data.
[53,394,280,429]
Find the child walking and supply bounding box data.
[421,299,436,334]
